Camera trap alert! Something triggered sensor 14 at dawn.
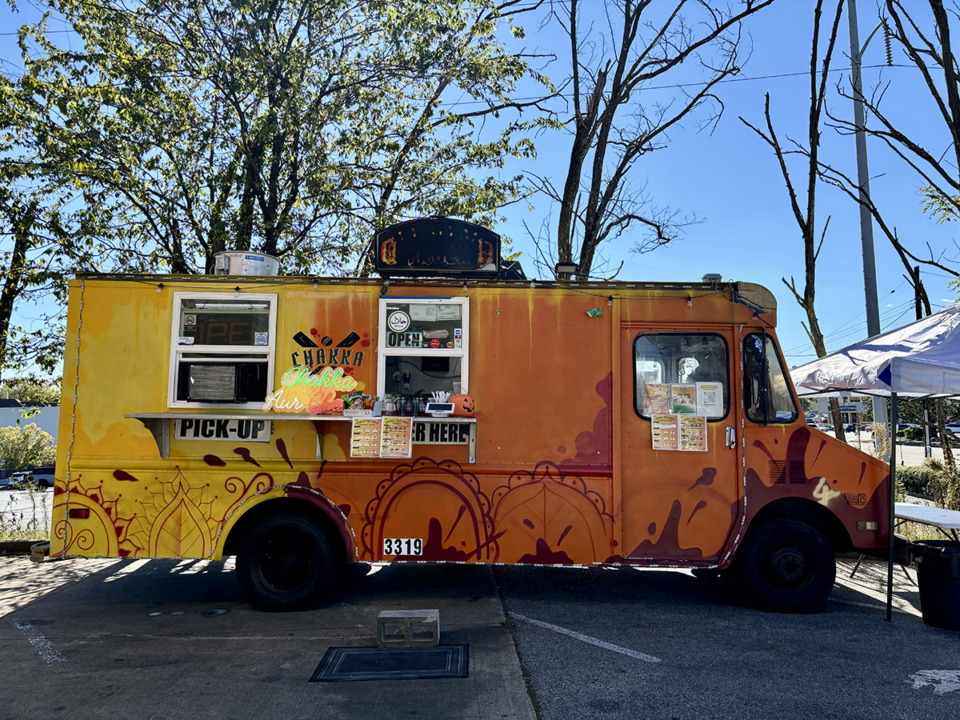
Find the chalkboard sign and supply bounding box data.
[375,217,501,278]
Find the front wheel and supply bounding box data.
[236,513,336,610]
[737,519,836,613]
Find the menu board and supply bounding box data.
[380,417,414,458]
[679,415,708,452]
[651,414,680,450]
[350,417,414,459]
[651,414,708,452]
[350,418,383,458]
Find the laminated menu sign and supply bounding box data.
[652,414,708,452]
[696,382,724,417]
[651,414,680,450]
[670,385,698,414]
[679,415,708,452]
[644,383,671,415]
[350,418,382,458]
[380,417,414,458]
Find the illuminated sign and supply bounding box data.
[264,366,360,414]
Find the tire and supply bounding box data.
[737,518,836,613]
[236,513,336,610]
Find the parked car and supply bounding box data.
[0,475,14,490]
[11,467,55,489]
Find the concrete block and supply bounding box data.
[377,609,440,648]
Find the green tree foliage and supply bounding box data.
[0,375,61,404]
[5,0,546,277]
[0,0,549,376]
[0,422,56,471]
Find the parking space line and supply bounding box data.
[511,612,661,663]
[14,620,67,671]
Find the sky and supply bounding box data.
[2,1,959,375]
[493,2,960,368]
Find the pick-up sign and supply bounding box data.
[175,419,272,443]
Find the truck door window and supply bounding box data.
[634,334,729,419]
[743,333,798,423]
[378,297,469,402]
[168,293,277,408]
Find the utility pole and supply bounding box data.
[846,0,889,441]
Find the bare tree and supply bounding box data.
[740,0,849,438]
[535,0,775,280]
[820,0,960,479]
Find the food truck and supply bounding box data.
[50,218,891,612]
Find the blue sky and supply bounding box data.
[494,2,960,367]
[2,1,958,374]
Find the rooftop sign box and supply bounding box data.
[375,217,501,278]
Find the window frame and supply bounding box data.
[632,331,731,422]
[376,296,470,398]
[167,291,278,409]
[743,331,799,425]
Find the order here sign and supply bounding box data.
[175,418,272,443]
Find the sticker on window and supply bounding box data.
[387,311,411,332]
[178,337,195,345]
[254,332,268,346]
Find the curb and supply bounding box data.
[0,540,41,556]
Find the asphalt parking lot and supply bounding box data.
[1,553,958,720]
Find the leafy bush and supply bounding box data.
[897,464,937,496]
[900,425,925,441]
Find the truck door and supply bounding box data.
[619,326,743,564]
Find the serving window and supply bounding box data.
[377,297,469,399]
[168,293,277,408]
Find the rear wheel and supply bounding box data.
[236,513,336,610]
[737,519,835,613]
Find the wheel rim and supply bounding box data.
[255,529,316,594]
[763,545,812,592]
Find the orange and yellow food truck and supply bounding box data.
[51,219,891,612]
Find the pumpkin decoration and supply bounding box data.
[450,393,476,417]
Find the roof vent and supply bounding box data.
[702,273,723,284]
[213,251,279,276]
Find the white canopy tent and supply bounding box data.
[792,303,960,398]
[790,303,960,620]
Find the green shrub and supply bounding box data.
[900,425,925,441]
[897,464,937,496]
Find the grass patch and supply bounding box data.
[898,521,951,543]
[0,486,50,542]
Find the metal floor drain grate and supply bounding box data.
[310,644,469,682]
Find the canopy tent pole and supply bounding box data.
[886,393,898,622]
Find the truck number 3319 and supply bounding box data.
[383,538,424,556]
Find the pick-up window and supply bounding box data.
[168,293,277,408]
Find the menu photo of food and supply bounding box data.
[670,384,698,414]
[644,383,671,415]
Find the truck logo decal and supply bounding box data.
[291,329,367,369]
